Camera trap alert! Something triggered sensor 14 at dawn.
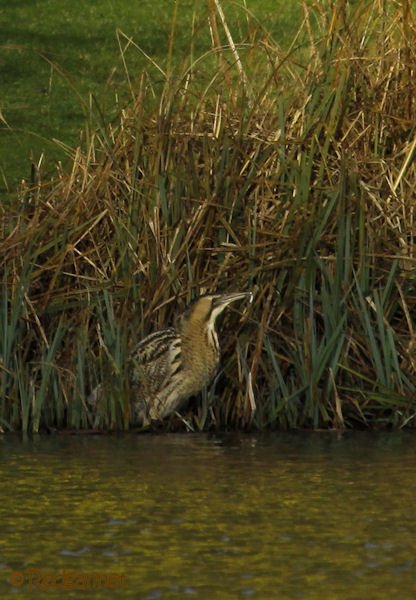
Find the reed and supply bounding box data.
[1,0,415,432]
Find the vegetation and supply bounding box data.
[0,0,300,188]
[1,0,415,433]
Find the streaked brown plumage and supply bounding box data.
[130,292,252,425]
[89,291,252,427]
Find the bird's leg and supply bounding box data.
[174,411,195,432]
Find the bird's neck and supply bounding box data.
[180,319,219,362]
[206,319,219,355]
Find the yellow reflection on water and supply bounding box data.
[0,432,415,599]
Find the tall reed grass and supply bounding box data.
[1,0,415,432]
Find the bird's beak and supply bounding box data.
[213,291,253,309]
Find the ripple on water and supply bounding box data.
[1,431,416,599]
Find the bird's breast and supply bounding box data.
[181,328,220,390]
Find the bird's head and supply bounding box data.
[179,291,253,332]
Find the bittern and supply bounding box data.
[90,292,252,427]
[132,291,252,425]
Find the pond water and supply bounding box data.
[1,431,415,599]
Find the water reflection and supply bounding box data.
[0,432,415,599]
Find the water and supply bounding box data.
[1,432,415,599]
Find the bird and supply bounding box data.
[89,291,252,428]
[130,291,252,426]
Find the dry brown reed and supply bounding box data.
[1,0,415,431]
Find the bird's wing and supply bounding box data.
[130,327,182,398]
[132,328,177,363]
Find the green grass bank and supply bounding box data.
[0,0,300,189]
[1,1,415,432]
